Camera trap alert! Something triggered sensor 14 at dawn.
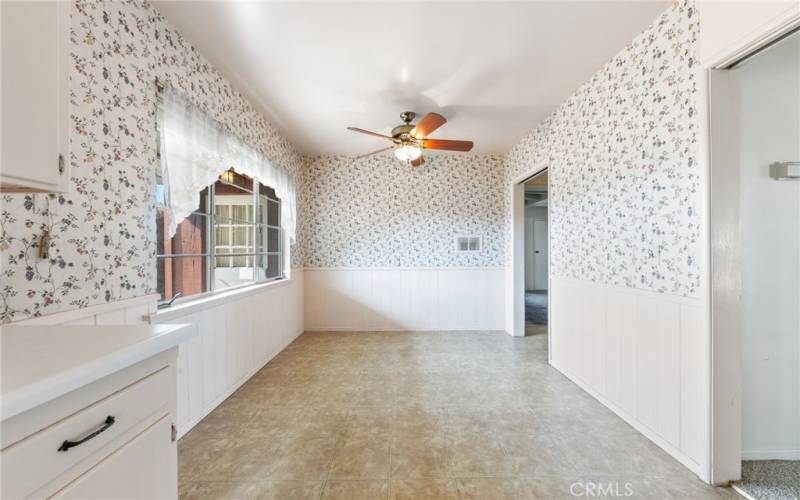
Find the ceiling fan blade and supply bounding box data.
[421,138,474,152]
[356,146,395,159]
[347,127,394,141]
[411,156,425,167]
[410,112,446,139]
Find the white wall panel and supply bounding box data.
[303,268,505,331]
[550,275,708,479]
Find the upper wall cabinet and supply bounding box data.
[1,1,70,193]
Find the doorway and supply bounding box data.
[710,27,800,498]
[523,170,548,336]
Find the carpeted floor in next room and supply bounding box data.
[735,460,800,500]
[525,291,548,326]
[178,330,737,500]
[525,290,548,337]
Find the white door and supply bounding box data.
[533,219,548,290]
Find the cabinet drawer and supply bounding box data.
[52,416,176,500]
[1,368,170,499]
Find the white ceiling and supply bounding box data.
[153,1,669,155]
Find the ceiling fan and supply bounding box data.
[347,111,474,167]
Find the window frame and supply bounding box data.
[155,170,284,306]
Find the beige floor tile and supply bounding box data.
[391,406,447,439]
[179,437,238,481]
[178,331,736,500]
[251,480,326,500]
[495,432,578,477]
[179,480,256,500]
[248,407,307,438]
[322,480,389,500]
[448,431,517,477]
[328,435,391,479]
[389,479,460,500]
[343,406,394,439]
[266,435,340,480]
[456,477,569,500]
[390,435,453,479]
[180,480,324,500]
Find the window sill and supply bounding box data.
[149,277,294,323]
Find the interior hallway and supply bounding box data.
[178,331,734,499]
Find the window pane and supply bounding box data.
[214,177,254,223]
[157,212,207,257]
[256,226,280,254]
[215,205,230,219]
[218,169,253,193]
[257,195,269,224]
[214,253,255,291]
[259,183,277,199]
[215,226,230,246]
[267,199,279,226]
[157,256,207,300]
[197,186,209,214]
[215,248,231,268]
[268,227,280,253]
[231,226,250,246]
[256,254,282,280]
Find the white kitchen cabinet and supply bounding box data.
[1,324,195,499]
[52,417,176,500]
[1,0,70,192]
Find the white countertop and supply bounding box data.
[1,323,196,420]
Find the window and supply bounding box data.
[156,169,283,303]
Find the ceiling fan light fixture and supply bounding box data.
[394,144,422,163]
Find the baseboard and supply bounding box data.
[176,327,304,439]
[742,449,800,460]
[550,358,708,483]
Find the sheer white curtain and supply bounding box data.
[158,87,296,243]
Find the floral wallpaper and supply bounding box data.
[301,154,505,268]
[504,1,701,297]
[0,0,702,321]
[0,0,304,322]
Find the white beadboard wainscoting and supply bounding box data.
[150,272,305,438]
[549,275,709,480]
[303,267,505,332]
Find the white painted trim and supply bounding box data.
[176,326,304,439]
[741,449,800,461]
[508,163,549,338]
[10,294,160,326]
[708,5,800,69]
[709,68,744,485]
[150,274,299,322]
[705,7,800,486]
[551,357,704,479]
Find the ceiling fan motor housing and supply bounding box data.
[391,124,415,142]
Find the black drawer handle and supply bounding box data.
[58,416,116,452]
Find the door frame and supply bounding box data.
[508,163,550,349]
[708,10,800,485]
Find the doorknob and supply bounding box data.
[535,250,540,254]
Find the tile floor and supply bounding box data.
[179,330,737,499]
